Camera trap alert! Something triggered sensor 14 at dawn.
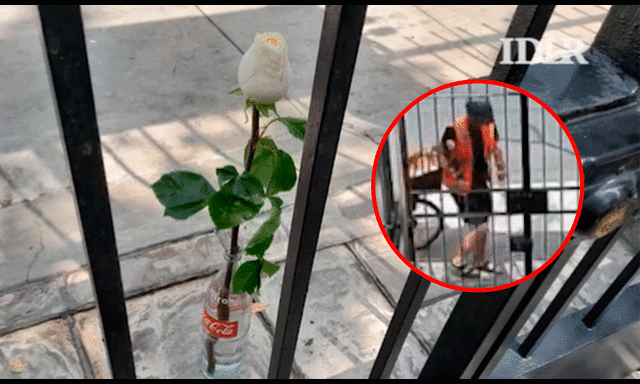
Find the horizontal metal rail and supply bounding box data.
[410,210,580,218]
[411,187,581,193]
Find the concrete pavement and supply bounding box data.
[1,4,637,379]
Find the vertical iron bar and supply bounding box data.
[379,143,395,235]
[369,271,430,379]
[488,84,497,287]
[520,94,533,275]
[559,115,565,248]
[452,88,465,286]
[582,251,640,328]
[415,102,432,269]
[517,228,625,357]
[434,96,449,284]
[504,90,513,280]
[489,5,556,86]
[398,116,417,262]
[469,83,482,288]
[542,109,548,264]
[37,5,136,379]
[419,285,525,379]
[267,5,367,379]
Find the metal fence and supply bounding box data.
[36,4,638,380]
[383,84,581,289]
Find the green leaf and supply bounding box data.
[216,165,239,187]
[269,150,296,195]
[256,137,277,150]
[247,142,296,197]
[246,137,276,164]
[231,173,265,205]
[245,197,283,257]
[229,87,243,96]
[208,189,263,230]
[208,172,265,230]
[163,201,210,220]
[232,260,261,294]
[248,146,276,188]
[261,260,280,277]
[245,98,277,118]
[151,171,216,220]
[245,235,274,258]
[278,117,306,140]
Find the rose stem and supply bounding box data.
[207,106,260,375]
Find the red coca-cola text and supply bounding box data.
[202,309,238,338]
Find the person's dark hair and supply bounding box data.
[466,98,492,184]
[466,98,494,124]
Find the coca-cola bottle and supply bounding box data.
[201,252,251,379]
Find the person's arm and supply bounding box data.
[489,125,506,181]
[491,146,507,181]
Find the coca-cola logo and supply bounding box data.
[202,309,238,338]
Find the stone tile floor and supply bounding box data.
[1,4,638,379]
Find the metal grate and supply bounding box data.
[398,83,581,288]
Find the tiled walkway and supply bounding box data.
[1,5,637,379]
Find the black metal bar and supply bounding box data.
[591,4,640,80]
[369,271,430,379]
[583,251,640,328]
[468,230,625,378]
[520,93,533,275]
[420,228,626,379]
[378,142,395,236]
[37,5,136,379]
[405,208,579,218]
[398,116,416,262]
[267,5,367,379]
[411,186,580,194]
[489,282,640,379]
[518,228,625,357]
[419,286,525,379]
[489,5,556,86]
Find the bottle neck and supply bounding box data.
[223,253,242,277]
[224,252,242,263]
[220,252,244,295]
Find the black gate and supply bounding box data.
[35,4,639,380]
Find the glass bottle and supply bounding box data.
[201,252,251,379]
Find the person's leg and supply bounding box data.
[449,194,468,268]
[470,222,489,267]
[463,190,494,270]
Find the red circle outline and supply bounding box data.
[370,79,585,293]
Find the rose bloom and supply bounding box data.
[238,32,289,104]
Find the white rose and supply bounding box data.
[237,32,289,104]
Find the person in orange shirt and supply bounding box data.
[440,99,506,276]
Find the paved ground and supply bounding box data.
[0,4,637,379]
